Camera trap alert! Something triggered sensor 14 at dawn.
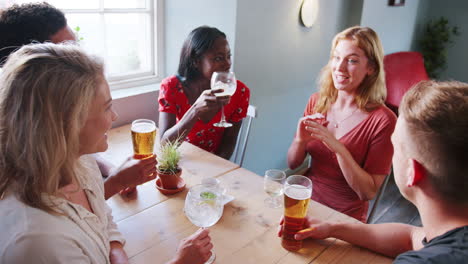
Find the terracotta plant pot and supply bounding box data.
[157,168,182,189]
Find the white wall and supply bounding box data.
[112,89,159,127]
[360,0,421,54]
[164,0,237,77]
[234,0,356,174]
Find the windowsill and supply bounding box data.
[111,82,161,100]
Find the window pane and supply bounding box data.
[104,0,147,9]
[67,13,152,78]
[104,13,152,77]
[3,0,158,86]
[66,13,106,58]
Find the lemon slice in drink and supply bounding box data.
[200,191,217,206]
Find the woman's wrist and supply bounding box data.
[186,105,203,123]
[333,142,350,158]
[104,173,125,199]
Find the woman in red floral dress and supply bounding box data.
[158,26,250,159]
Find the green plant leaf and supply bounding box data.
[418,16,460,79]
[157,135,183,174]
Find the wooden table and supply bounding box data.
[104,124,392,264]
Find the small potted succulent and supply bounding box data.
[157,138,183,191]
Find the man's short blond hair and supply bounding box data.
[400,80,468,203]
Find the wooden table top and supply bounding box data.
[104,124,392,264]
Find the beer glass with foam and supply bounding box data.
[131,119,156,159]
[281,175,312,251]
[121,119,156,194]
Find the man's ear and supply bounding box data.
[407,159,426,187]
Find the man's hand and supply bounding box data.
[278,216,333,240]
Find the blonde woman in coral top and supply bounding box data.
[288,26,396,222]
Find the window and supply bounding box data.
[3,0,164,90]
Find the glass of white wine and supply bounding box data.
[211,71,237,128]
[184,184,224,264]
[263,169,286,208]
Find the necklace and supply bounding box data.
[330,108,359,128]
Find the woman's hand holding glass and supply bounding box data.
[172,228,213,264]
[295,114,326,143]
[111,156,157,187]
[303,120,345,154]
[192,89,230,123]
[184,184,223,264]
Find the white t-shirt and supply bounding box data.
[0,155,125,264]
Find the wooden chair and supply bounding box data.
[367,51,429,223]
[231,105,257,167]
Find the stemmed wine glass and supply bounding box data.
[184,184,224,264]
[263,169,286,208]
[211,71,237,128]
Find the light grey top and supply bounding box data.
[0,155,125,264]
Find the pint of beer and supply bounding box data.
[131,119,156,160]
[281,175,312,251]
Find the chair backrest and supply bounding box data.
[384,51,429,114]
[367,172,392,223]
[231,105,257,167]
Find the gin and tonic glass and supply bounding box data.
[184,184,224,264]
[263,169,286,208]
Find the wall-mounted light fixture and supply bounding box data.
[388,0,405,6]
[300,0,319,28]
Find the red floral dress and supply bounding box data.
[158,75,250,153]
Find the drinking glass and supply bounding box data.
[131,119,157,159]
[281,175,312,251]
[211,71,237,128]
[121,119,157,194]
[184,184,224,264]
[263,169,286,208]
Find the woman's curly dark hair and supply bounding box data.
[0,2,67,66]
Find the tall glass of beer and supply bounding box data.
[120,119,156,195]
[131,119,156,159]
[281,175,312,251]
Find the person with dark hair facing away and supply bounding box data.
[0,2,74,66]
[279,80,468,263]
[0,2,157,198]
[158,26,250,160]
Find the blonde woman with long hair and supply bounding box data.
[0,43,213,264]
[287,26,397,222]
